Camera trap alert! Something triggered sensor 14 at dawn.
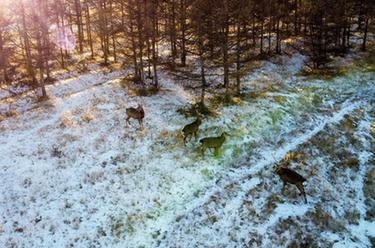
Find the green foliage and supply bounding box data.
[151,229,161,239]
[360,43,375,72]
[209,94,242,108]
[241,85,277,102]
[193,189,201,198]
[267,109,284,125]
[273,95,287,104]
[312,94,323,106]
[200,168,214,179]
[230,144,243,158]
[299,67,350,80]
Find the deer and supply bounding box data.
[181,116,202,144]
[126,104,144,129]
[199,132,227,155]
[275,166,307,203]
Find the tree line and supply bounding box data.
[0,0,373,104]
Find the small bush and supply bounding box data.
[177,101,217,118]
[121,75,160,96]
[298,67,348,80]
[51,145,64,158]
[36,94,52,103]
[4,110,20,118]
[136,87,159,96]
[273,95,287,104]
[339,158,359,169]
[209,93,242,108]
[81,111,94,123]
[84,171,104,185]
[60,111,74,127]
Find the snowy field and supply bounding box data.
[0,53,374,247]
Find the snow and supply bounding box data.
[1,51,375,247]
[257,203,310,235]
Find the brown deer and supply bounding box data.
[182,116,202,144]
[199,132,227,155]
[275,167,307,203]
[126,104,145,129]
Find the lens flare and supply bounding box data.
[50,25,75,51]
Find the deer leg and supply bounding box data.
[281,182,287,194]
[126,116,130,127]
[194,131,198,141]
[214,148,219,156]
[296,182,307,203]
[201,146,206,155]
[296,183,307,203]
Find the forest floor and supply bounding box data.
[0,46,375,248]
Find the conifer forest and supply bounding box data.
[0,0,375,247]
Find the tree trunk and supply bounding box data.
[109,0,117,62]
[180,0,187,66]
[0,32,9,83]
[276,17,281,54]
[362,17,369,51]
[260,19,264,54]
[34,0,47,97]
[169,0,177,68]
[294,0,299,35]
[20,0,37,84]
[85,0,94,58]
[152,0,158,87]
[136,0,145,84]
[74,0,84,53]
[223,0,229,96]
[236,18,241,95]
[200,54,206,107]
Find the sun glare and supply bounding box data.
[50,25,76,51]
[0,0,374,246]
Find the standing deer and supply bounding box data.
[275,167,307,203]
[199,132,227,155]
[126,104,145,129]
[182,116,202,144]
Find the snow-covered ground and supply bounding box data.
[0,53,374,248]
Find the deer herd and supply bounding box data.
[125,103,308,204]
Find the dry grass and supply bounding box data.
[3,110,20,118]
[120,76,160,97]
[84,171,105,185]
[282,151,304,162]
[60,111,76,128]
[81,110,95,123]
[299,67,350,80]
[152,129,182,151]
[209,94,243,108]
[177,101,218,118]
[339,158,360,169]
[111,213,142,239]
[35,94,52,103]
